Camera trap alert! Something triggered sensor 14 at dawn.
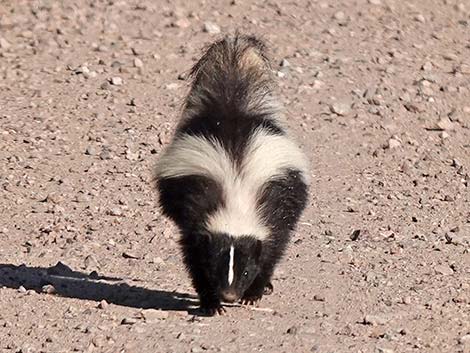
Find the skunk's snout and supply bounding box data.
[221,289,238,303]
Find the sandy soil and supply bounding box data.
[1,0,469,352]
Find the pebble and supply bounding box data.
[42,284,56,294]
[414,14,426,23]
[363,314,388,325]
[376,348,394,353]
[387,137,401,149]
[108,207,123,216]
[368,0,382,4]
[286,326,299,335]
[165,83,179,90]
[84,254,100,269]
[280,58,290,67]
[350,229,361,241]
[0,37,11,49]
[422,62,433,71]
[98,300,109,310]
[330,102,351,116]
[334,11,345,21]
[459,335,470,345]
[121,317,137,325]
[173,18,191,29]
[435,264,454,275]
[203,22,220,34]
[110,77,123,86]
[18,286,27,293]
[85,146,97,156]
[122,251,140,259]
[141,309,169,322]
[313,294,325,302]
[133,58,143,68]
[436,117,456,131]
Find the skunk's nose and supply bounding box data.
[221,290,238,303]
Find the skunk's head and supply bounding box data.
[201,233,263,303]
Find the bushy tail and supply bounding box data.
[184,34,278,118]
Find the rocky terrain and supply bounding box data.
[0,0,469,352]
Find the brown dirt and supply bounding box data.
[1,1,469,352]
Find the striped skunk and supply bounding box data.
[155,34,309,315]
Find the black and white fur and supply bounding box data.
[155,34,309,315]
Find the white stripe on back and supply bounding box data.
[155,127,309,239]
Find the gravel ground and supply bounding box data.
[0,1,469,352]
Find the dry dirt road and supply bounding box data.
[1,1,469,352]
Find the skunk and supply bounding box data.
[155,34,309,315]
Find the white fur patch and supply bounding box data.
[228,245,235,285]
[156,128,308,240]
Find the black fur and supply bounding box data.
[243,169,309,302]
[155,34,309,315]
[178,112,284,166]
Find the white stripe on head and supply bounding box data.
[228,245,235,286]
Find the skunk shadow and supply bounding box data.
[0,261,198,312]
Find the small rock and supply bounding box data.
[350,229,361,241]
[312,80,324,89]
[110,77,123,86]
[141,309,169,322]
[313,294,325,302]
[280,59,290,67]
[330,102,351,116]
[440,131,450,139]
[436,117,456,131]
[108,207,123,216]
[42,284,56,294]
[203,22,220,34]
[0,37,11,49]
[376,348,394,353]
[98,300,109,310]
[334,11,345,21]
[363,314,388,326]
[404,102,425,113]
[368,0,381,4]
[387,137,401,149]
[122,251,140,259]
[133,58,143,68]
[422,62,433,71]
[402,296,411,304]
[165,83,179,90]
[287,326,298,335]
[85,146,97,156]
[173,18,191,29]
[414,14,426,23]
[435,264,454,275]
[18,286,27,293]
[121,317,137,325]
[459,335,470,345]
[84,255,100,269]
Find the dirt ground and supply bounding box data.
[1,0,469,352]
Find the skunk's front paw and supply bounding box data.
[199,298,226,316]
[240,294,262,306]
[263,282,273,295]
[200,305,226,316]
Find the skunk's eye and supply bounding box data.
[243,271,249,277]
